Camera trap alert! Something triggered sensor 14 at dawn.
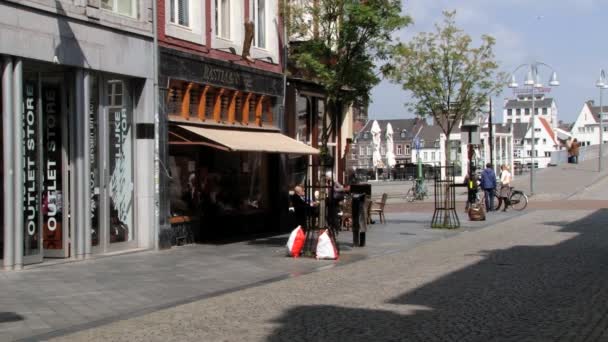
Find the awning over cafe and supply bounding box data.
[170,125,320,155]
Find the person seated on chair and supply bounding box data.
[290,184,317,229]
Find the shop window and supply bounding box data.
[22,79,41,257]
[169,151,269,219]
[101,0,136,17]
[215,0,231,39]
[170,0,190,27]
[107,79,134,244]
[253,0,266,48]
[296,95,310,143]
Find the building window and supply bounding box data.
[423,152,428,160]
[516,109,521,115]
[431,152,436,160]
[534,128,541,132]
[543,107,548,115]
[400,131,406,138]
[359,146,364,156]
[367,146,372,156]
[215,0,231,39]
[405,145,411,155]
[396,144,403,155]
[507,109,513,116]
[252,0,266,48]
[545,151,551,157]
[170,0,190,26]
[543,138,547,144]
[101,0,136,17]
[525,108,530,115]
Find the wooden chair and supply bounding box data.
[369,193,388,224]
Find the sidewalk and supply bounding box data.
[511,157,608,200]
[1,211,511,341]
[50,208,608,342]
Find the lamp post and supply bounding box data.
[508,62,559,195]
[596,69,608,172]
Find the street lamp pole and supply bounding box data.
[530,82,536,194]
[596,69,607,172]
[509,62,559,196]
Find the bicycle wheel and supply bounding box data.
[510,192,528,211]
[405,188,415,202]
[494,192,503,211]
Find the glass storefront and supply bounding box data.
[107,80,134,244]
[22,79,40,257]
[169,146,271,240]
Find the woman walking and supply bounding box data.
[499,164,512,212]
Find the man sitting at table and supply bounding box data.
[290,184,318,229]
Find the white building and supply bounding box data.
[503,94,558,128]
[571,100,608,146]
[512,116,562,169]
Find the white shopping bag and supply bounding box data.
[315,229,338,260]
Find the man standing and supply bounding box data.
[480,163,497,212]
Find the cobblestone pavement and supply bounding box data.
[49,208,608,342]
[1,210,513,342]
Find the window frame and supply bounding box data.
[101,0,137,18]
[215,0,231,39]
[170,0,190,27]
[252,0,267,49]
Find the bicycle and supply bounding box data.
[405,179,428,202]
[495,187,528,211]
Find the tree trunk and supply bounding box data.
[442,136,453,227]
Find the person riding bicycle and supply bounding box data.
[480,163,497,212]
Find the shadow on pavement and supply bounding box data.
[267,209,608,341]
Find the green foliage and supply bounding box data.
[386,11,505,138]
[286,0,410,107]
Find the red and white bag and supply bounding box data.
[316,229,338,260]
[286,226,305,258]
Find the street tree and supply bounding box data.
[285,0,410,162]
[385,10,504,170]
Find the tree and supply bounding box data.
[385,11,504,170]
[286,0,411,153]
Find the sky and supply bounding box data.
[369,0,608,124]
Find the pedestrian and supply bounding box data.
[480,163,497,212]
[571,138,580,164]
[499,164,512,212]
